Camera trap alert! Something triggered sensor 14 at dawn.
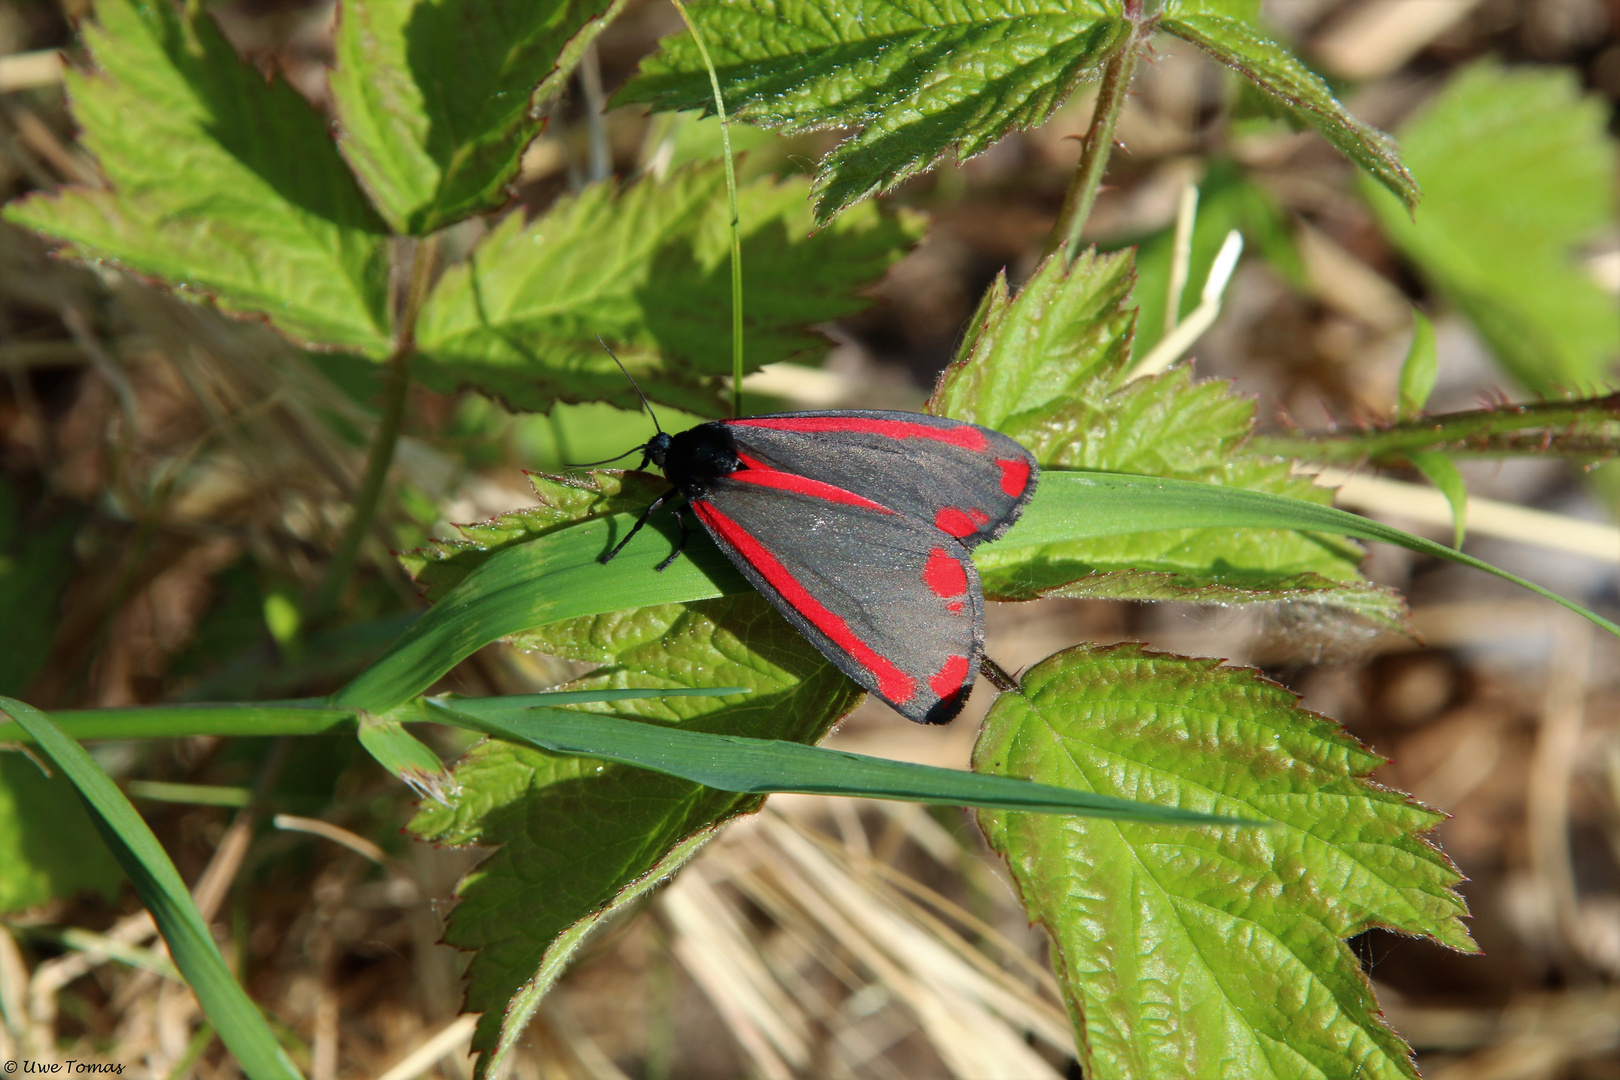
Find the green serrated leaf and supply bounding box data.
[929,246,1405,628]
[1363,62,1619,396]
[411,594,863,1076]
[974,644,1474,1080]
[413,165,921,414]
[1409,450,1468,549]
[1396,312,1438,418]
[331,0,626,234]
[1161,11,1418,210]
[3,0,391,355]
[0,751,124,914]
[618,0,1129,223]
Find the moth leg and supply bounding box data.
[655,504,692,572]
[599,489,676,564]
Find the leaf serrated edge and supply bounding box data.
[980,640,1476,947]
[475,821,725,1077]
[1161,13,1419,210]
[976,642,1475,1078]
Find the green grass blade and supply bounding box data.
[440,687,752,714]
[0,701,357,744]
[356,714,452,796]
[0,697,304,1080]
[127,781,254,808]
[0,692,751,746]
[1007,471,1620,636]
[431,702,1247,825]
[335,515,743,711]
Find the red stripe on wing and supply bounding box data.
[929,655,970,697]
[997,457,1031,497]
[732,415,989,451]
[691,500,917,705]
[922,546,968,599]
[732,454,895,513]
[934,506,991,537]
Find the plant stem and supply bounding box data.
[309,237,437,622]
[670,0,744,417]
[1047,15,1142,263]
[1254,392,1620,466]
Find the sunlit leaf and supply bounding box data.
[975,644,1473,1079]
[1162,7,1417,210]
[618,0,1128,223]
[331,0,626,233]
[3,0,390,355]
[929,245,1406,629]
[1363,62,1618,395]
[411,595,861,1076]
[413,165,921,414]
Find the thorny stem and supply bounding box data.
[1047,4,1145,263]
[1252,392,1620,467]
[309,237,438,622]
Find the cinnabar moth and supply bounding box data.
[589,361,1038,725]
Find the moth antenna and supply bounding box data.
[564,445,649,468]
[597,335,664,436]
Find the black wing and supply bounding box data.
[689,472,982,724]
[719,411,1038,549]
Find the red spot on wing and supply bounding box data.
[934,506,991,537]
[731,454,894,513]
[997,457,1031,497]
[922,546,968,598]
[692,500,916,705]
[733,415,989,451]
[946,600,965,615]
[929,655,971,698]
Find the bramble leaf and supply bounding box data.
[1161,7,1418,210]
[618,0,1128,224]
[1363,62,1619,396]
[397,470,670,603]
[404,477,859,1076]
[331,0,626,234]
[930,245,1405,630]
[413,165,921,415]
[975,644,1473,1080]
[411,595,861,1076]
[3,0,391,355]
